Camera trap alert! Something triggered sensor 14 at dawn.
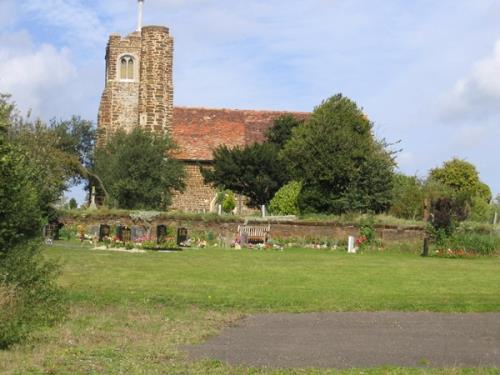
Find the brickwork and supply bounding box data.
[171,162,216,212]
[98,33,142,145]
[138,26,174,134]
[97,27,173,145]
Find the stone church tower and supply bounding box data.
[98,0,173,144]
[97,1,309,212]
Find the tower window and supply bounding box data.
[119,55,135,80]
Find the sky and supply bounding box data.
[1,0,500,203]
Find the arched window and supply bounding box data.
[119,55,135,80]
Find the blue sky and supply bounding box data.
[1,0,500,203]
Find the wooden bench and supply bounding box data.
[237,224,271,244]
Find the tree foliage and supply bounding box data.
[7,113,96,216]
[389,174,424,220]
[281,94,396,214]
[429,158,491,201]
[429,158,493,224]
[265,114,304,148]
[93,128,185,210]
[202,143,288,208]
[0,94,66,348]
[269,181,302,215]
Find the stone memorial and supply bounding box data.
[177,227,188,246]
[117,225,132,242]
[157,224,167,244]
[347,236,356,253]
[131,226,147,242]
[99,224,111,241]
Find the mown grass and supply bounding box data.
[1,243,499,374]
[53,243,500,312]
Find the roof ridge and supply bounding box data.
[173,106,310,115]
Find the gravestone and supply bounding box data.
[347,236,356,253]
[131,226,147,242]
[117,225,131,242]
[177,227,188,246]
[99,224,111,241]
[157,224,167,244]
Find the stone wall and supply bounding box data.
[138,26,174,134]
[97,26,173,145]
[60,214,425,244]
[171,162,217,212]
[98,33,142,145]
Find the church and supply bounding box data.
[97,0,307,212]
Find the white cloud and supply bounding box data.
[21,0,107,45]
[441,38,500,120]
[0,31,77,117]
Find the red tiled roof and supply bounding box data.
[171,107,309,161]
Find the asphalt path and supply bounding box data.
[186,312,500,369]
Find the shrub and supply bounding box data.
[0,243,67,348]
[222,191,236,213]
[0,94,67,348]
[269,181,302,215]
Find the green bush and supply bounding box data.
[222,191,236,213]
[0,243,67,348]
[470,195,492,223]
[269,181,302,215]
[0,94,67,348]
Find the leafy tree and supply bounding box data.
[0,94,66,348]
[429,158,492,223]
[93,128,185,209]
[8,115,98,217]
[429,159,491,201]
[266,114,304,148]
[389,174,424,220]
[281,94,395,214]
[269,181,302,215]
[202,143,288,208]
[69,198,78,210]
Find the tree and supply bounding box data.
[429,158,492,222]
[281,94,395,214]
[69,198,78,210]
[389,174,424,220]
[0,94,66,348]
[266,114,304,148]
[93,128,185,210]
[202,143,288,208]
[8,115,98,217]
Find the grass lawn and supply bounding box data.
[1,243,499,374]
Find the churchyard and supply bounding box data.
[1,237,499,374]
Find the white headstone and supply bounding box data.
[347,236,356,253]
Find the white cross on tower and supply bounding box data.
[137,0,145,32]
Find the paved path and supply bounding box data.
[186,312,500,369]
